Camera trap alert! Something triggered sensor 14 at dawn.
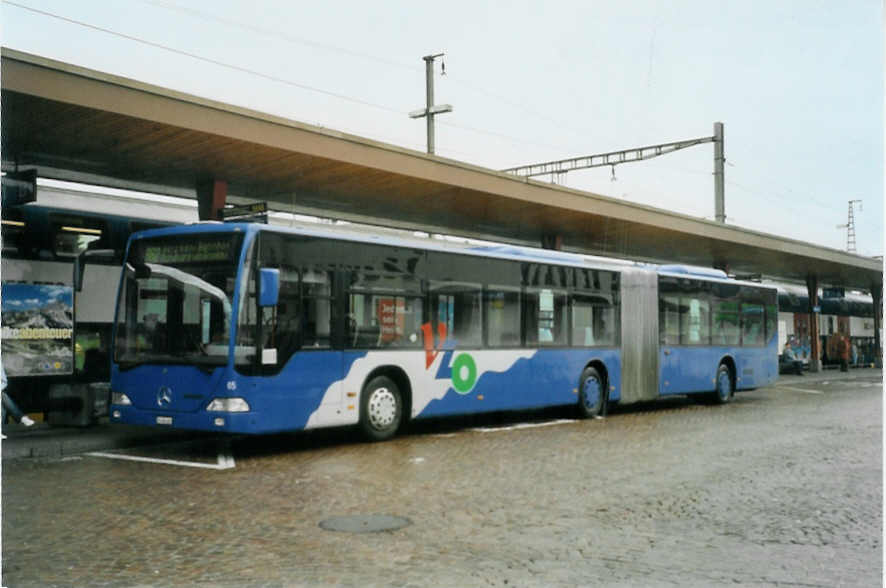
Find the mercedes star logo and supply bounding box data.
[157,386,173,407]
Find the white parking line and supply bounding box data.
[776,385,823,395]
[86,448,236,470]
[471,419,577,433]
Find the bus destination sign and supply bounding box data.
[144,239,233,264]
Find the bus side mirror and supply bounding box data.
[74,249,117,292]
[259,268,280,307]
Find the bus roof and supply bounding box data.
[130,222,775,289]
[657,264,728,279]
[130,221,643,271]
[657,265,778,290]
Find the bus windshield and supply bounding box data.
[114,232,244,368]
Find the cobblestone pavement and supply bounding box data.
[2,372,882,587]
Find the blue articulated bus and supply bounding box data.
[109,222,778,440]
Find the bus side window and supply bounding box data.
[594,304,618,346]
[741,302,765,346]
[712,299,740,346]
[301,268,332,348]
[524,288,567,346]
[571,296,595,346]
[574,269,620,347]
[429,282,482,348]
[764,289,778,343]
[572,295,617,347]
[523,264,568,346]
[264,266,300,365]
[660,295,682,345]
[681,296,711,345]
[348,293,423,349]
[485,288,521,347]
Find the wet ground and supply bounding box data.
[2,371,882,587]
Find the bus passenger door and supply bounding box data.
[658,291,715,395]
[659,346,714,395]
[288,266,342,405]
[264,262,342,424]
[658,293,683,395]
[659,345,679,395]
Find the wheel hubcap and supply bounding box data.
[368,387,397,429]
[718,372,731,399]
[583,377,601,410]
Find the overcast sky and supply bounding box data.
[2,0,883,256]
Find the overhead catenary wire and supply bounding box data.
[3,1,600,161]
[726,180,836,215]
[16,0,849,214]
[145,0,611,153]
[4,0,873,254]
[3,0,406,116]
[142,0,603,151]
[141,0,421,74]
[724,158,839,212]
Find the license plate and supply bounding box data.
[156,416,173,425]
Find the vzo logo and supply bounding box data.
[421,322,478,395]
[449,352,477,394]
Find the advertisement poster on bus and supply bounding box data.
[1,283,74,377]
[376,297,405,343]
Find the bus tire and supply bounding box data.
[359,375,403,442]
[712,364,733,404]
[577,367,605,419]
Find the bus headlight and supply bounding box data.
[112,392,132,406]
[206,398,250,412]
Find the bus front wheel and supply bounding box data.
[359,375,403,442]
[577,367,605,419]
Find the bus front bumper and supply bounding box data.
[109,405,260,434]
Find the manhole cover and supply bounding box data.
[319,514,412,533]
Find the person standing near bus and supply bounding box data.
[839,334,850,372]
[1,361,35,436]
[782,340,804,375]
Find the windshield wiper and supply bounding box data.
[116,360,140,371]
[187,355,227,373]
[116,355,225,371]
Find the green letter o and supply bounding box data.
[451,353,478,394]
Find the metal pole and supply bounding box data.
[806,274,821,373]
[424,56,435,155]
[714,121,725,223]
[410,53,451,155]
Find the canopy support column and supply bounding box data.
[806,275,821,372]
[541,234,563,251]
[197,179,227,221]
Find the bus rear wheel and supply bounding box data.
[359,375,403,442]
[711,364,733,404]
[577,367,605,419]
